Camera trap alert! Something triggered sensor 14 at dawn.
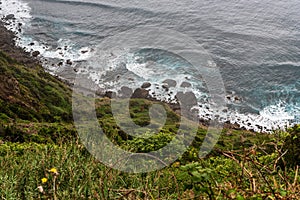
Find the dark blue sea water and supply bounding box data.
[1,0,300,132]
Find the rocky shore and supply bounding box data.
[0,21,246,132]
[0,21,39,68]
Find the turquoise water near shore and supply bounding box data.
[1,0,300,132]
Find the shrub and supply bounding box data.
[282,125,300,168]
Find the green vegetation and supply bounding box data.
[0,51,72,123]
[0,50,300,199]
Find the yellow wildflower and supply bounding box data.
[172,162,181,168]
[41,178,48,183]
[49,168,58,174]
[49,167,59,176]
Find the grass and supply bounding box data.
[0,127,300,199]
[0,51,72,123]
[1,98,300,199]
[0,50,300,199]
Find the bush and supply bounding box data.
[282,125,300,168]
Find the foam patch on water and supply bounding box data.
[1,1,299,133]
[84,49,300,133]
[227,102,299,132]
[0,0,32,32]
[0,0,94,75]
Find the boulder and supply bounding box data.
[162,79,177,88]
[104,91,116,98]
[119,86,133,98]
[5,14,15,20]
[66,59,73,65]
[132,88,149,99]
[141,82,151,89]
[180,81,192,88]
[32,51,40,57]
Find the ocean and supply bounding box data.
[1,0,300,132]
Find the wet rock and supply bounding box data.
[132,88,149,99]
[32,51,40,57]
[66,59,72,65]
[141,82,151,89]
[104,91,116,98]
[180,81,191,88]
[175,91,198,119]
[5,14,15,20]
[162,84,169,92]
[119,86,133,98]
[95,88,105,97]
[162,79,177,88]
[234,96,241,101]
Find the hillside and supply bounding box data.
[0,50,72,123]
[0,22,72,124]
[0,24,300,199]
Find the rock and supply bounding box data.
[104,91,116,98]
[162,79,177,88]
[234,96,241,101]
[81,50,88,54]
[180,81,191,88]
[132,88,149,99]
[31,51,40,57]
[58,61,63,66]
[119,86,133,98]
[5,14,15,20]
[176,91,197,107]
[95,88,105,97]
[141,82,151,89]
[66,59,73,65]
[175,91,198,119]
[162,83,169,92]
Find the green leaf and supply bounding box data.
[236,194,244,200]
[280,189,287,197]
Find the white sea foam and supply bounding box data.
[0,0,32,32]
[0,0,94,74]
[87,51,299,133]
[1,1,299,133]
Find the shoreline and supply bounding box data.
[0,21,39,68]
[0,21,295,134]
[0,21,269,133]
[0,21,75,87]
